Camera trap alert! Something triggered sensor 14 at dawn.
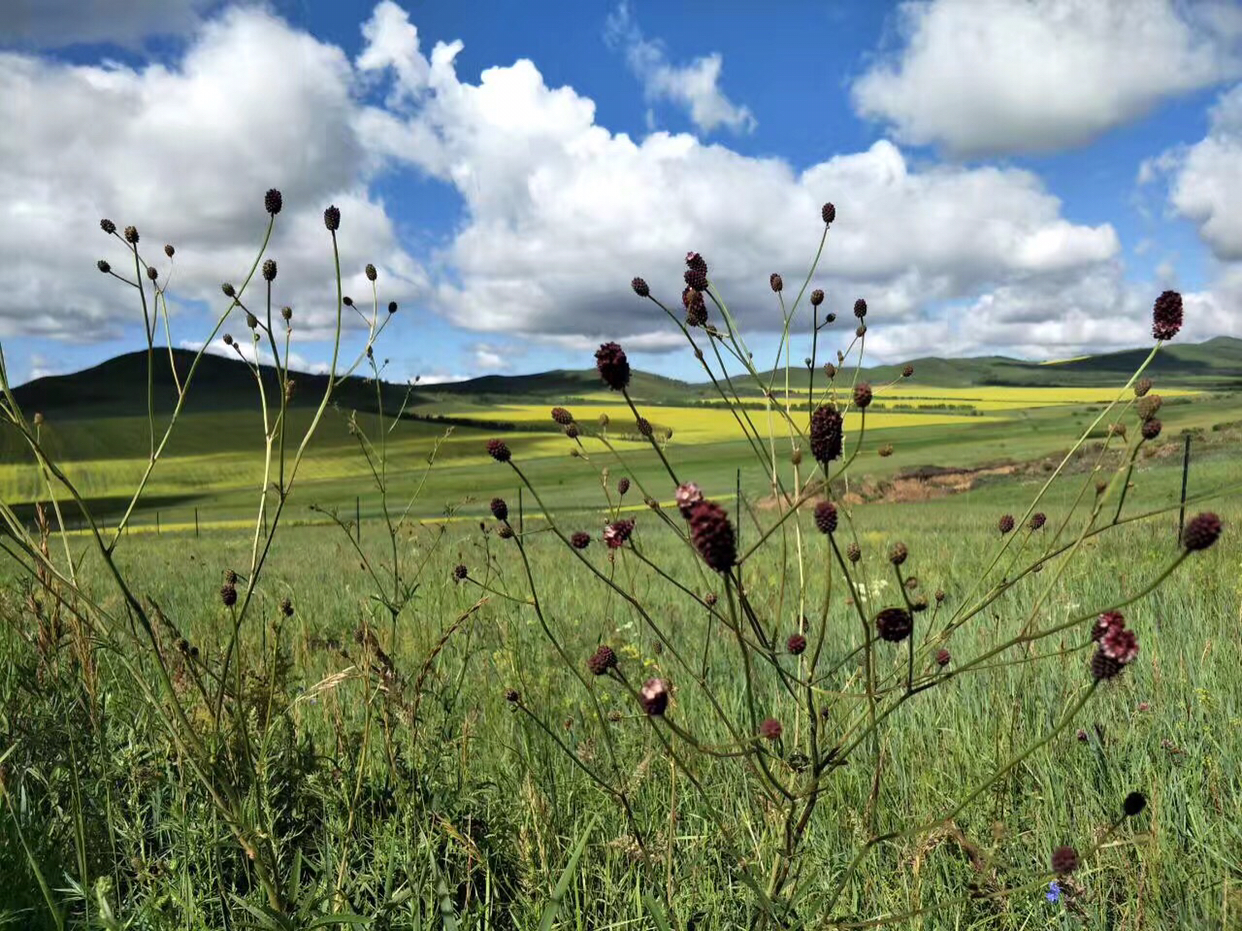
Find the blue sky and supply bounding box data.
[1,0,1240,387]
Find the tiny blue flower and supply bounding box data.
[1046,880,1061,903]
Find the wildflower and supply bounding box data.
[688,500,737,572]
[683,286,708,326]
[1136,394,1162,420]
[604,519,635,549]
[998,514,1015,535]
[100,218,116,234]
[847,542,861,563]
[595,342,631,391]
[490,497,508,521]
[453,564,468,582]
[856,324,867,337]
[1182,512,1222,551]
[388,301,398,314]
[498,525,514,539]
[853,382,873,409]
[640,678,669,715]
[505,688,520,703]
[97,260,110,274]
[787,633,807,655]
[146,266,158,280]
[1123,791,1147,817]
[618,477,631,495]
[636,417,653,437]
[262,259,277,282]
[124,225,139,244]
[551,407,574,425]
[1151,290,1182,340]
[164,244,175,257]
[1076,729,1088,742]
[280,597,294,618]
[684,266,709,291]
[265,188,283,215]
[1101,626,1139,664]
[587,645,617,676]
[822,362,837,379]
[1134,377,1153,398]
[888,542,908,566]
[221,282,236,297]
[936,648,951,667]
[759,718,782,740]
[1092,611,1125,641]
[1141,418,1162,440]
[323,204,340,231]
[486,439,511,462]
[935,589,945,603]
[853,298,867,319]
[813,500,838,534]
[631,276,649,297]
[902,364,914,378]
[811,288,824,306]
[1046,881,1062,903]
[822,202,836,224]
[705,592,718,607]
[875,607,913,643]
[365,263,377,282]
[220,583,237,607]
[810,405,844,463]
[1051,846,1079,874]
[571,531,591,549]
[685,251,707,274]
[770,273,783,293]
[1030,512,1047,530]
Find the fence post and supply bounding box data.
[1177,434,1191,541]
[195,507,200,538]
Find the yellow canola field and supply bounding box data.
[441,404,983,443]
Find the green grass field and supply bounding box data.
[3,339,1241,928]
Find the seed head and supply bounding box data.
[810,405,844,463]
[323,205,340,231]
[146,265,158,280]
[1092,611,1125,642]
[847,542,861,563]
[676,482,704,518]
[855,324,867,338]
[1134,377,1153,398]
[853,298,867,319]
[1136,394,1162,421]
[902,364,914,378]
[505,688,520,703]
[486,439,511,462]
[875,606,913,642]
[97,260,111,274]
[280,597,294,618]
[1091,648,1124,680]
[498,525,514,539]
[787,633,807,655]
[822,362,836,379]
[935,648,951,667]
[853,382,873,409]
[246,313,258,329]
[220,584,237,607]
[688,500,737,572]
[878,443,894,457]
[571,531,591,549]
[162,243,176,259]
[124,225,139,244]
[1151,290,1183,341]
[1029,512,1047,530]
[587,645,618,676]
[770,273,783,293]
[262,259,277,282]
[343,296,354,307]
[595,342,631,391]
[604,519,635,549]
[490,497,508,521]
[1051,846,1079,875]
[223,333,234,346]
[565,423,580,439]
[888,541,908,566]
[998,514,1015,535]
[388,301,398,314]
[365,263,377,282]
[822,202,836,225]
[100,219,116,234]
[813,500,838,535]
[618,477,631,495]
[631,276,649,297]
[264,188,283,215]
[825,313,837,323]
[759,718,783,740]
[221,282,236,298]
[551,406,574,426]
[281,306,293,321]
[1122,791,1147,817]
[1141,418,1162,440]
[1182,511,1222,551]
[810,288,824,306]
[453,564,468,582]
[935,589,945,603]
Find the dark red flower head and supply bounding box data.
[888,541,908,566]
[1151,290,1183,341]
[617,477,631,495]
[683,286,707,326]
[684,266,709,292]
[688,500,737,572]
[490,497,508,521]
[1141,418,1162,440]
[787,633,807,655]
[759,718,783,740]
[685,251,707,273]
[1182,511,1222,551]
[810,288,824,306]
[902,364,914,378]
[814,500,838,534]
[853,298,867,318]
[1101,626,1139,664]
[323,205,340,231]
[875,607,913,642]
[1092,611,1125,641]
[1051,846,1079,874]
[1123,791,1147,817]
[853,382,873,409]
[998,514,1015,534]
[631,276,649,297]
[486,439,511,462]
[595,342,631,391]
[604,519,635,549]
[810,405,844,463]
[587,645,618,676]
[551,406,574,426]
[571,531,591,549]
[935,648,951,667]
[770,273,784,293]
[265,188,283,215]
[640,677,669,715]
[453,564,468,581]
[1029,512,1047,531]
[676,482,704,518]
[822,202,836,225]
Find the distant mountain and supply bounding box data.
[10,336,1240,421]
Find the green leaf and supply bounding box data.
[537,815,598,931]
